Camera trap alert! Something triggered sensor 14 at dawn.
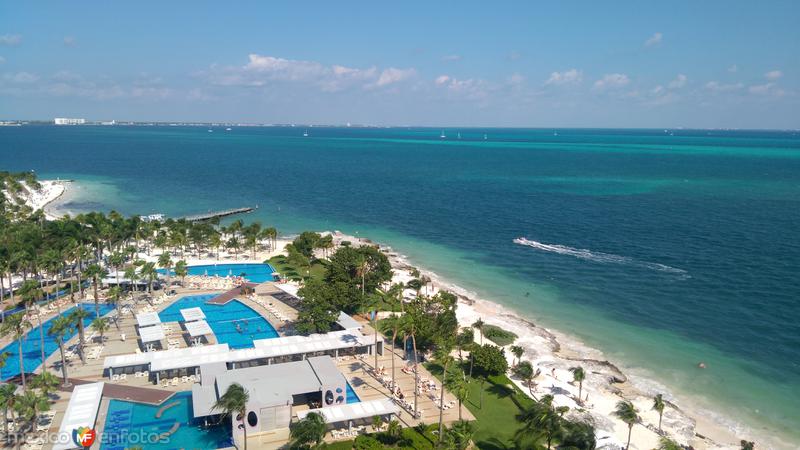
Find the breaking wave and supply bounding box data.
[513,237,688,276]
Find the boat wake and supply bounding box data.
[513,237,688,277]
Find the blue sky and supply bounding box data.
[1,1,798,128]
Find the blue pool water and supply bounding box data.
[101,391,231,450]
[0,303,115,380]
[186,263,277,283]
[346,382,360,404]
[158,294,278,348]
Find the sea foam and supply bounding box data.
[513,237,689,277]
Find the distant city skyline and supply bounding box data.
[1,1,798,128]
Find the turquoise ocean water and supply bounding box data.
[1,126,798,445]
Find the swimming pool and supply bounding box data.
[183,263,278,283]
[158,294,278,349]
[101,391,231,450]
[346,382,361,404]
[0,303,115,381]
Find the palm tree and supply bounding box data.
[158,252,173,292]
[386,419,401,441]
[69,307,91,364]
[653,393,666,432]
[0,382,17,437]
[0,351,9,381]
[47,316,73,387]
[613,400,639,450]
[290,411,326,449]
[14,388,49,433]
[435,340,455,441]
[108,252,125,288]
[569,366,586,401]
[1,313,32,389]
[657,437,682,450]
[91,317,109,345]
[83,263,107,316]
[511,345,524,367]
[400,312,421,418]
[445,371,469,421]
[515,394,562,450]
[513,361,535,396]
[174,260,188,286]
[213,383,250,450]
[31,371,59,398]
[381,314,401,393]
[139,262,158,295]
[18,280,47,369]
[472,318,485,345]
[124,266,139,297]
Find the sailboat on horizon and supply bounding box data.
[440,130,446,139]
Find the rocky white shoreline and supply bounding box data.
[328,231,753,450]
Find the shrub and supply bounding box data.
[482,324,518,346]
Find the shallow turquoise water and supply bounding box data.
[101,391,231,450]
[158,294,279,348]
[2,126,799,443]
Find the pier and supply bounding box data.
[181,206,256,222]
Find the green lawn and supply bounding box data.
[267,255,327,282]
[425,361,534,450]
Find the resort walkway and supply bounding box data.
[206,282,258,305]
[59,378,176,405]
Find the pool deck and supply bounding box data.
[31,282,469,450]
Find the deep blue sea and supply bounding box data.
[2,126,799,444]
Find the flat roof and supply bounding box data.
[296,398,400,423]
[136,311,161,328]
[139,324,165,343]
[185,320,213,337]
[180,307,206,322]
[104,343,230,370]
[193,356,346,417]
[53,382,104,450]
[105,328,378,374]
[337,312,362,330]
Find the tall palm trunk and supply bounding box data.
[625,424,632,450]
[438,358,449,440]
[390,329,398,391]
[77,320,86,364]
[57,340,70,387]
[37,313,45,372]
[17,337,25,389]
[93,279,99,317]
[411,333,419,418]
[0,275,5,321]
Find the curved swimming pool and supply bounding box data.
[183,263,277,283]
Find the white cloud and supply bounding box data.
[728,64,738,73]
[764,70,782,81]
[668,74,687,89]
[507,73,525,85]
[594,73,630,90]
[434,74,492,101]
[368,67,417,89]
[545,69,582,86]
[0,56,5,64]
[63,36,76,47]
[442,54,461,62]
[3,72,39,83]
[205,54,415,92]
[651,85,665,95]
[705,81,744,92]
[0,34,21,46]
[435,75,450,85]
[748,82,785,97]
[644,32,663,47]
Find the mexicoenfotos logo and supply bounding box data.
[72,427,97,448]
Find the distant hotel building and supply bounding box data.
[54,117,86,125]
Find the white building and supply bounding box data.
[54,117,86,125]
